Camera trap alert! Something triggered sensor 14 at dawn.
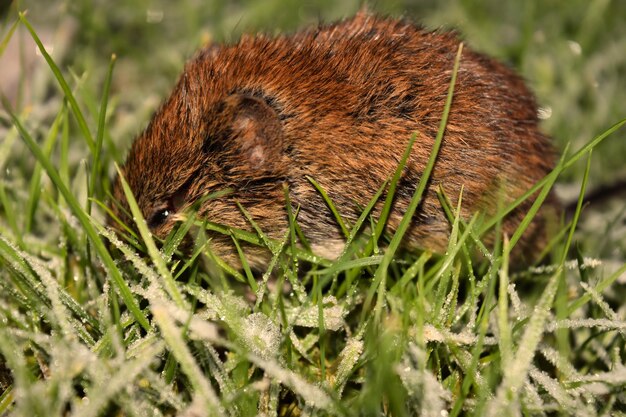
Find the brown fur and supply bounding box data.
[110,13,556,268]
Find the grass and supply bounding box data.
[1,1,626,416]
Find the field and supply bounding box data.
[1,1,625,416]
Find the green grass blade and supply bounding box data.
[59,102,71,194]
[315,275,327,380]
[88,54,116,215]
[18,12,95,152]
[231,233,259,292]
[311,255,384,275]
[559,151,592,265]
[373,132,418,244]
[344,180,388,249]
[0,115,19,171]
[162,212,196,259]
[25,103,65,233]
[174,242,207,280]
[94,197,140,242]
[236,202,279,254]
[283,184,302,276]
[115,165,187,309]
[0,181,18,240]
[508,158,561,250]
[497,236,512,369]
[0,385,13,415]
[0,16,18,57]
[567,261,626,315]
[307,175,350,238]
[390,251,432,294]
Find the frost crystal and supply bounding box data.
[242,313,281,360]
[398,344,450,417]
[287,296,346,331]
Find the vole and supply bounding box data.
[110,12,556,269]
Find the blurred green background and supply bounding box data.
[2,0,625,260]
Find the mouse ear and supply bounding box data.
[215,94,285,175]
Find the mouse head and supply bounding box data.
[109,67,288,245]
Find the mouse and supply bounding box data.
[109,12,556,269]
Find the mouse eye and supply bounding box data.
[146,180,192,230]
[148,206,173,229]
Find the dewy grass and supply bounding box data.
[1,93,150,332]
[2,4,626,417]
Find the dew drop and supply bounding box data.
[567,40,582,56]
[537,106,552,120]
[146,9,164,23]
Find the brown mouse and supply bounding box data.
[110,12,556,269]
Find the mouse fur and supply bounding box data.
[110,12,556,268]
